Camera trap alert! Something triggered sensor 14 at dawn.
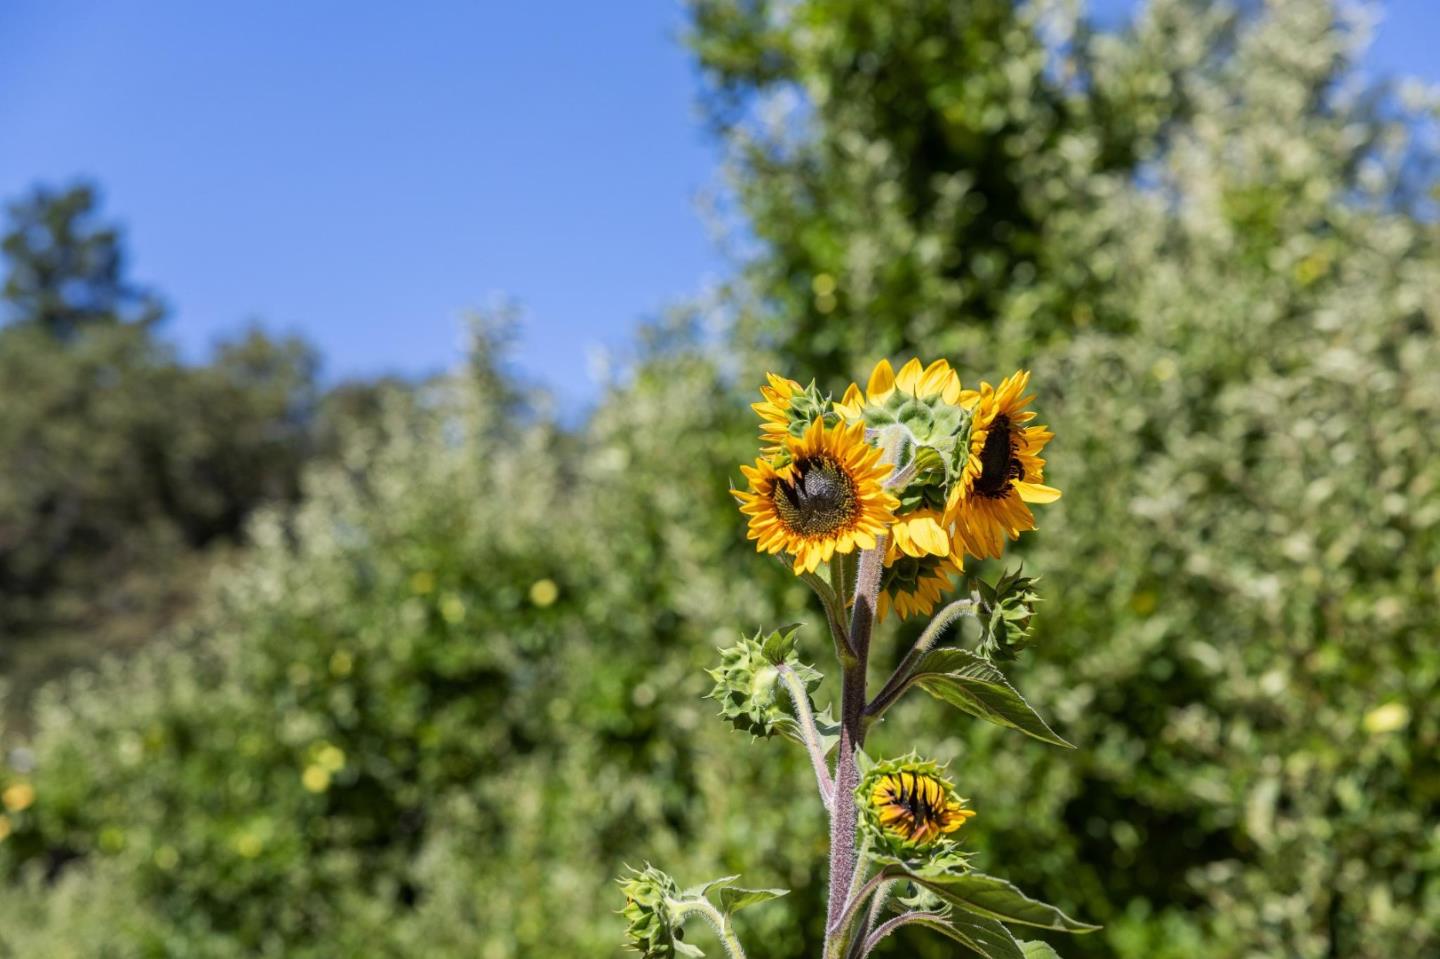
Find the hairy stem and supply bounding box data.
[827,867,892,957]
[668,898,748,959]
[776,663,834,808]
[824,539,884,952]
[800,569,856,666]
[861,910,948,955]
[846,880,893,959]
[865,598,974,720]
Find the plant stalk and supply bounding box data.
[668,898,748,959]
[824,539,884,953]
[776,662,834,808]
[865,598,974,721]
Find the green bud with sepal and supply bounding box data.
[618,865,699,958]
[705,626,828,743]
[835,357,975,511]
[973,566,1041,662]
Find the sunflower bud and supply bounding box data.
[706,626,821,740]
[975,567,1041,662]
[751,373,840,459]
[618,865,695,959]
[858,754,975,874]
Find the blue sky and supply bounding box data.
[2,1,1436,408]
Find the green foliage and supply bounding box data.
[690,1,1440,955]
[1,1,1438,956]
[0,185,324,709]
[903,648,1071,748]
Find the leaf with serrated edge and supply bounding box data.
[717,886,788,915]
[907,648,1073,748]
[1018,942,1062,958]
[912,871,1098,932]
[910,913,1024,959]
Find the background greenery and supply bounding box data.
[2,1,1437,956]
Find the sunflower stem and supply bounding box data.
[826,864,892,954]
[824,537,885,954]
[865,599,975,721]
[776,662,834,809]
[667,897,748,959]
[860,910,948,956]
[800,569,856,667]
[846,879,893,959]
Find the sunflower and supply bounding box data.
[889,509,950,559]
[860,757,976,856]
[751,372,806,455]
[947,370,1061,560]
[869,769,975,846]
[877,544,960,622]
[735,418,898,574]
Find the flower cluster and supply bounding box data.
[619,359,1092,959]
[736,358,1061,619]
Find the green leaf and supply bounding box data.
[906,649,1073,748]
[680,875,738,899]
[909,913,1024,959]
[772,703,840,755]
[910,872,1098,933]
[717,886,788,915]
[1018,942,1063,958]
[760,624,803,664]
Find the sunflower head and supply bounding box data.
[859,755,976,870]
[947,370,1061,560]
[618,865,692,959]
[752,372,838,457]
[734,418,898,574]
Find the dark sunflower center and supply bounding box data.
[975,414,1024,498]
[772,456,859,536]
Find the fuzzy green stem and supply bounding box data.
[861,910,948,956]
[800,569,856,667]
[668,898,748,959]
[776,662,834,808]
[846,879,893,959]
[865,598,974,721]
[824,539,884,951]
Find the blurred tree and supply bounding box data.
[690,0,1220,378]
[1,183,163,338]
[0,185,323,702]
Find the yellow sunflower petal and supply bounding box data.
[1016,482,1062,504]
[867,358,896,403]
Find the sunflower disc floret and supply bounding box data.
[859,755,976,872]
